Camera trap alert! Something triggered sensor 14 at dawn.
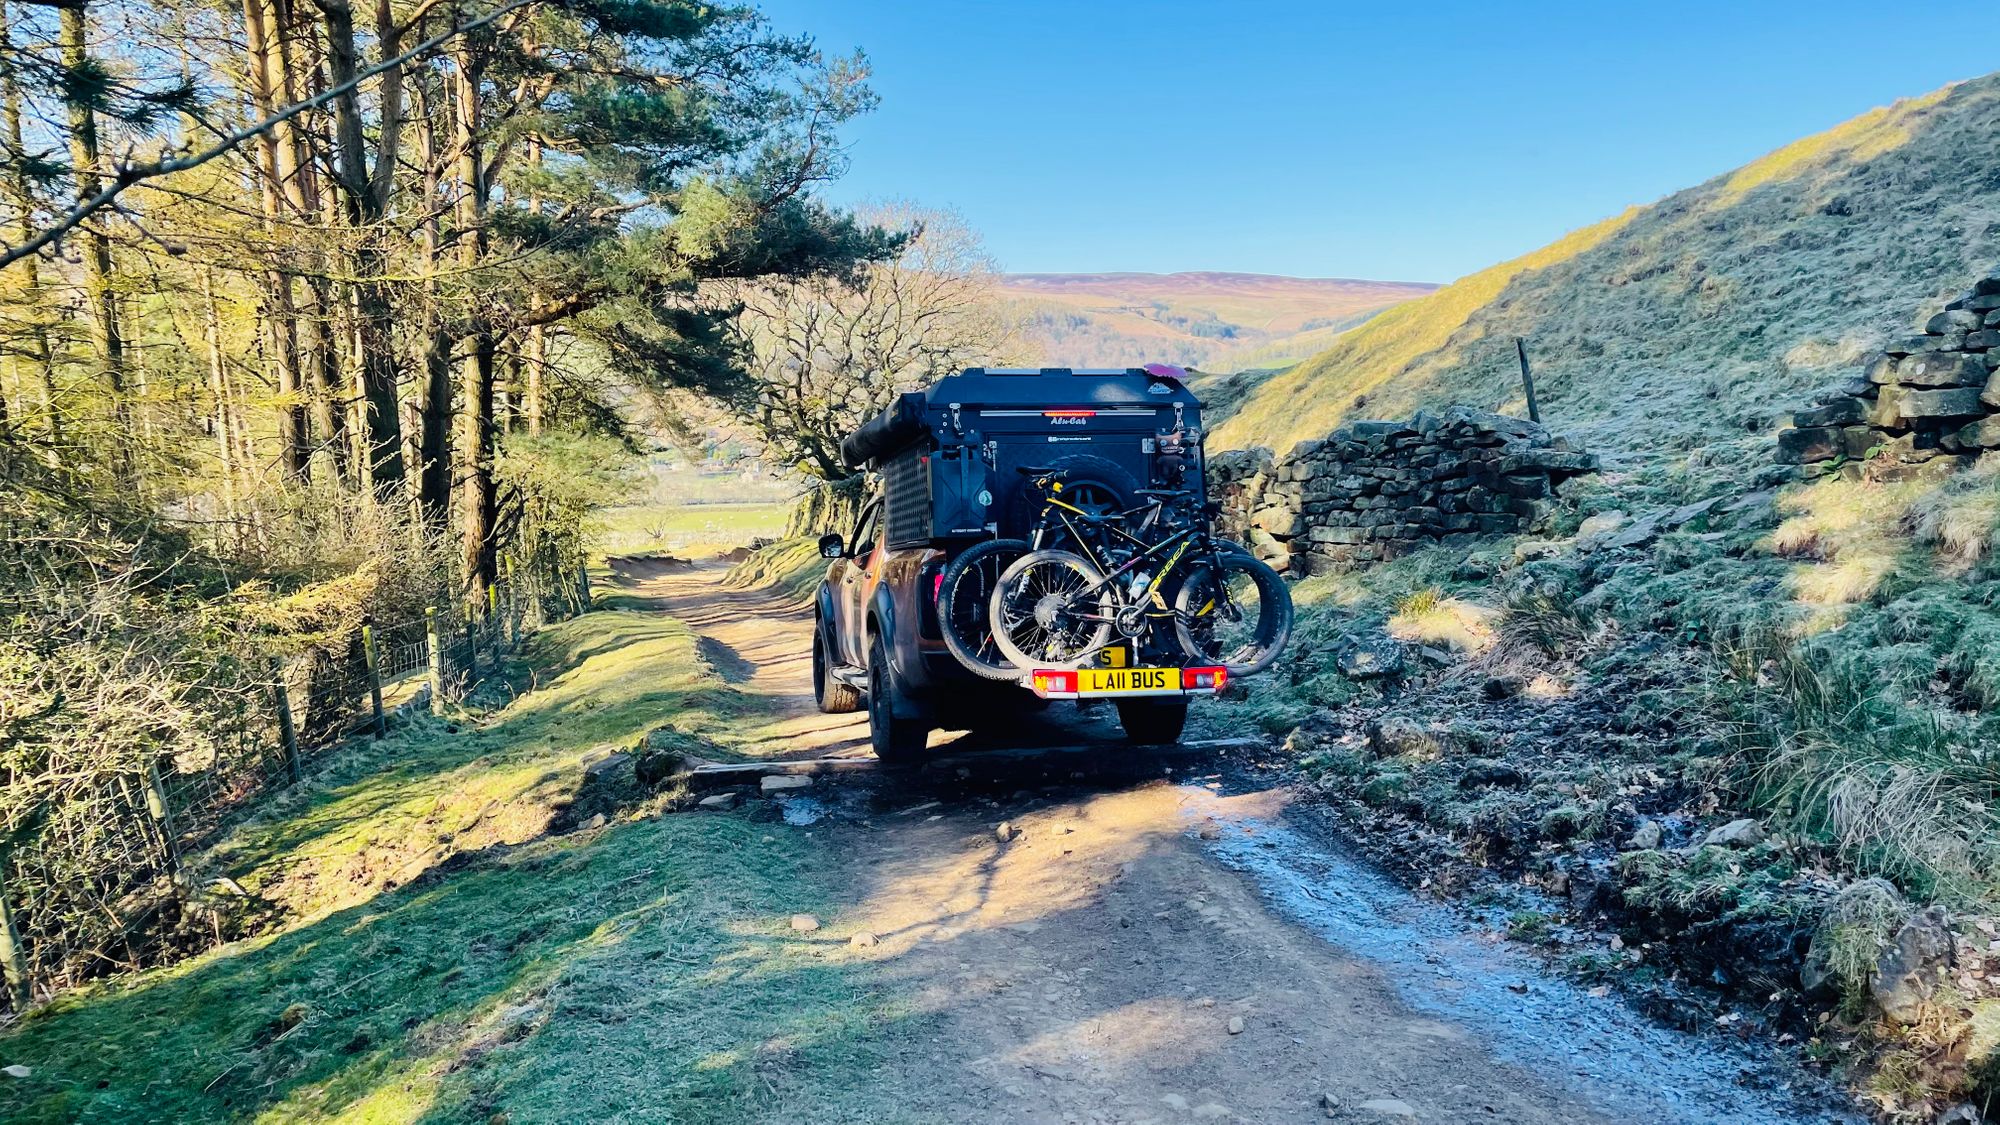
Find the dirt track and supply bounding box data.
[610,558,1841,1124]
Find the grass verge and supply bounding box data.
[0,604,920,1124]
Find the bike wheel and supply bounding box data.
[1173,553,1293,677]
[938,538,1031,681]
[988,549,1114,670]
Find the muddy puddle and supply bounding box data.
[1202,802,1859,1124]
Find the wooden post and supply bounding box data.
[271,670,302,784]
[0,853,33,1011]
[576,563,591,616]
[424,607,445,715]
[361,621,387,739]
[141,760,186,887]
[1514,337,1542,424]
[463,619,478,681]
[503,560,517,649]
[485,583,500,660]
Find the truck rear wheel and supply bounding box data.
[1116,698,1188,745]
[867,632,929,764]
[813,629,862,713]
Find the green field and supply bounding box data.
[592,501,791,559]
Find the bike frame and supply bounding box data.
[1017,477,1234,630]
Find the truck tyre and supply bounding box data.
[867,632,929,764]
[1011,454,1139,535]
[813,629,862,713]
[1116,698,1188,744]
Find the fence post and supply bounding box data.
[485,584,501,662]
[1514,336,1542,424]
[463,618,478,683]
[576,563,591,617]
[271,669,302,784]
[141,760,186,887]
[503,561,518,650]
[0,854,33,1011]
[425,607,445,715]
[361,620,387,740]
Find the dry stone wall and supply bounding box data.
[1777,269,2000,479]
[1211,406,1597,576]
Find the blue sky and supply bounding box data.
[756,0,1993,283]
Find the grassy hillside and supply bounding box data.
[1214,77,2000,469]
[1206,75,2000,1113]
[996,270,1435,369]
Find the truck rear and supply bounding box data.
[813,367,1268,758]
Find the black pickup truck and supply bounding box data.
[810,367,1235,761]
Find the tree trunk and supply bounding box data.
[523,323,545,435]
[241,0,309,480]
[451,38,497,607]
[523,135,545,435]
[202,270,239,529]
[305,275,350,484]
[318,0,404,493]
[413,73,452,529]
[1,1,52,443]
[58,3,131,480]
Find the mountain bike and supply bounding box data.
[936,463,1136,681]
[985,485,1291,677]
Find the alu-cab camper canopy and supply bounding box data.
[840,367,1205,547]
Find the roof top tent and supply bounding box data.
[841,368,1208,549]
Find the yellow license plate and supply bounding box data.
[1077,667,1181,695]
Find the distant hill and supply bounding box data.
[1212,75,2000,468]
[993,271,1437,370]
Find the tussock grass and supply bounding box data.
[1719,637,2000,906]
[1387,586,1498,653]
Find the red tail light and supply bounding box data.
[1030,669,1077,697]
[933,572,945,603]
[1043,410,1096,417]
[1185,666,1227,691]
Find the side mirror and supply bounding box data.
[818,533,845,559]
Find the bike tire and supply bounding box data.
[937,538,1032,681]
[1173,552,1293,677]
[988,549,1114,671]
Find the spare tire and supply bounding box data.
[1008,454,1139,536]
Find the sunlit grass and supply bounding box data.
[1211,208,1638,456]
[1717,85,1953,205]
[0,605,919,1125]
[1387,587,1498,652]
[205,609,745,920]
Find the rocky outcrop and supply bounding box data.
[1777,269,2000,479]
[1213,406,1597,575]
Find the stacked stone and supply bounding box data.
[1218,406,1597,576]
[1777,272,2000,475]
[1205,448,1273,543]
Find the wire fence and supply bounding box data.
[0,563,594,1014]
